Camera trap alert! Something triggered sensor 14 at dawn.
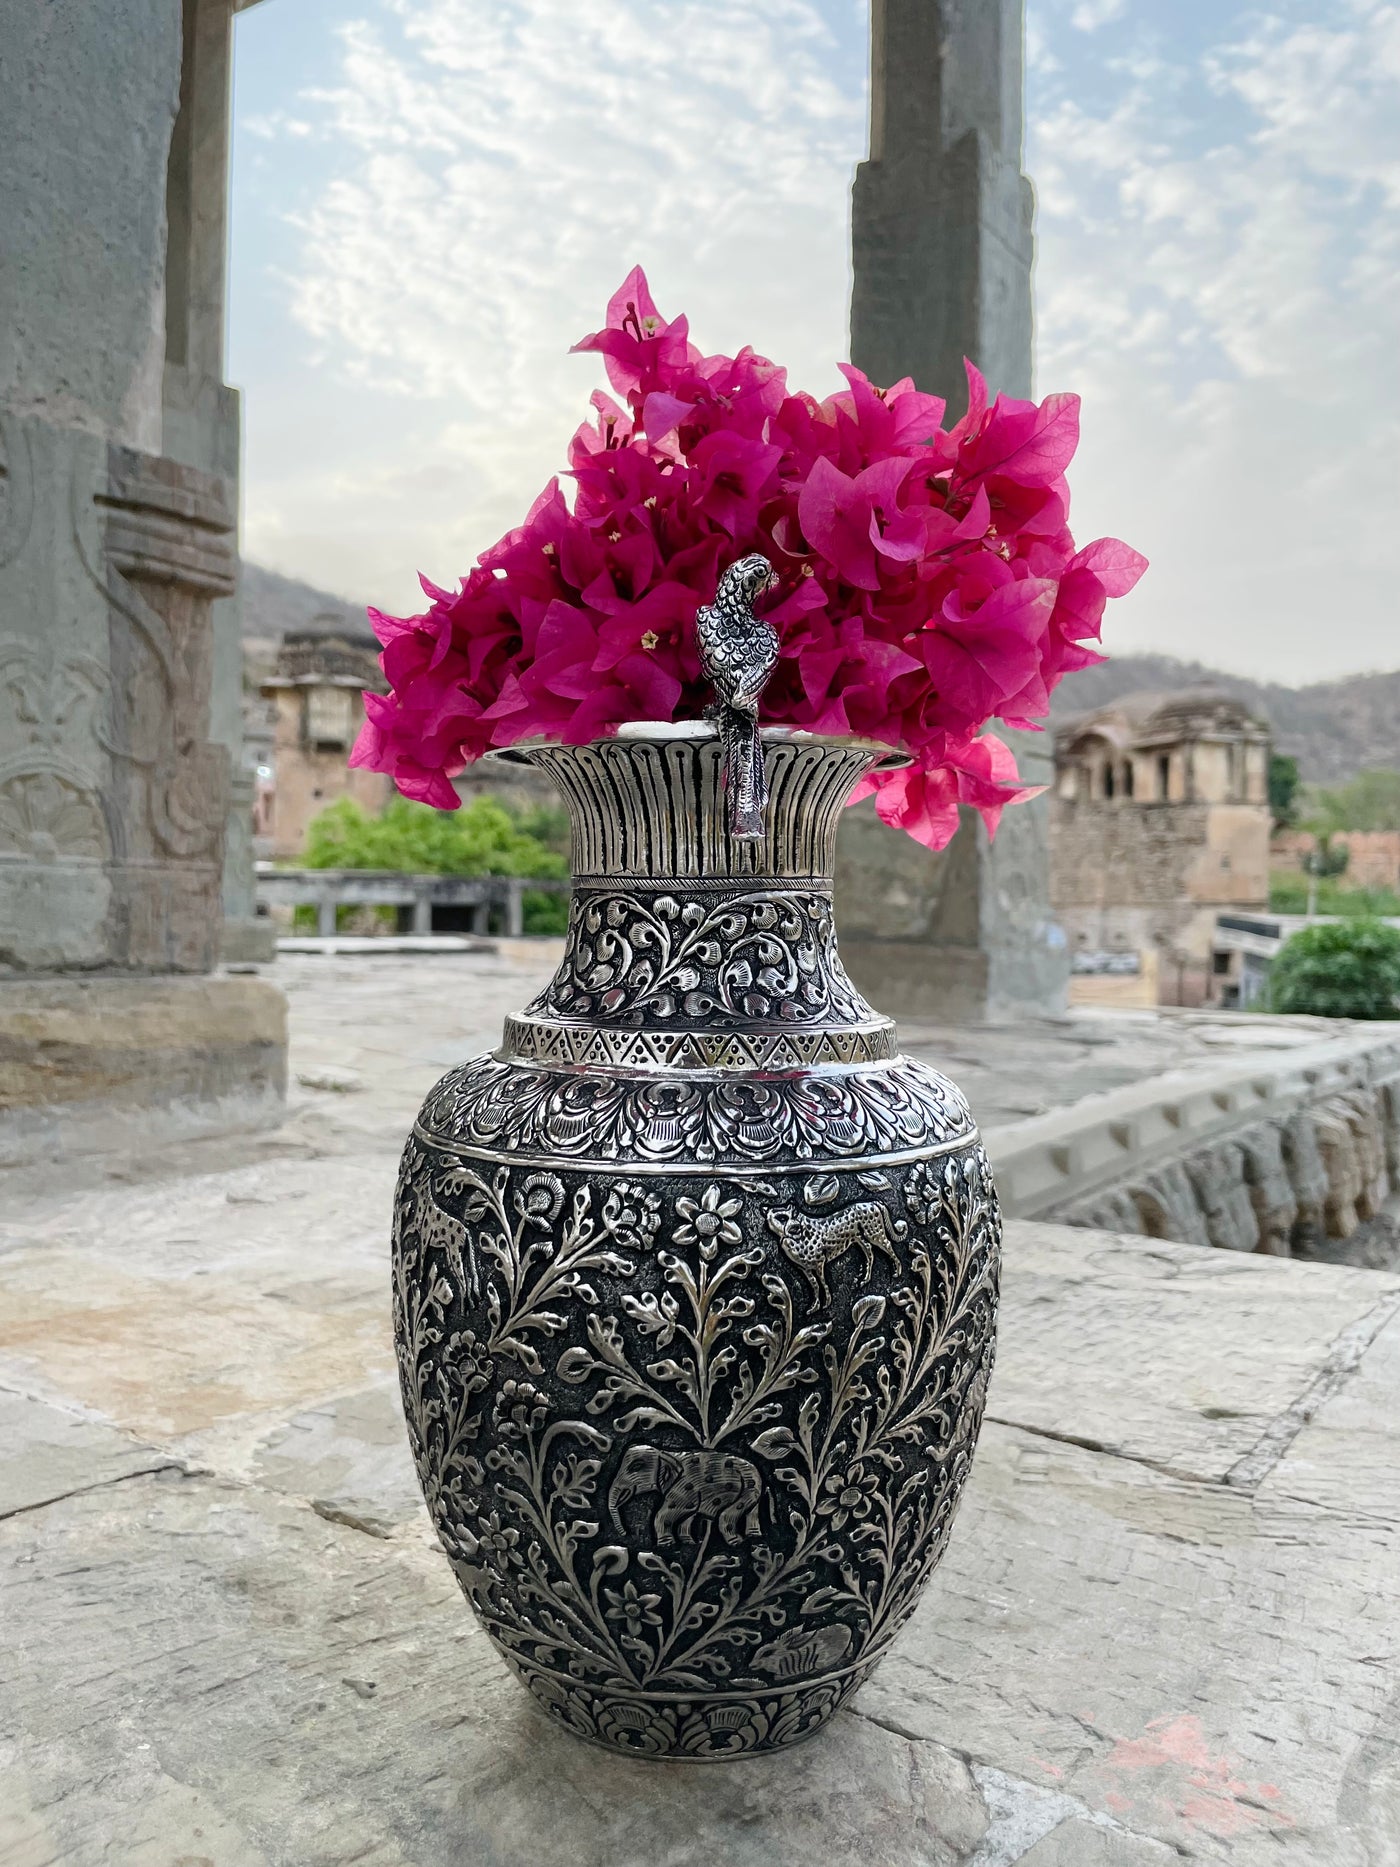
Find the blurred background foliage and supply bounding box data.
[294,795,571,934]
[1267,919,1400,1020]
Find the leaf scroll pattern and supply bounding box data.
[529,888,871,1027]
[393,1130,1000,1759]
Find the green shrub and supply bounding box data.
[1307,768,1400,834]
[519,888,570,935]
[1268,753,1300,830]
[302,794,567,882]
[290,903,397,934]
[298,794,569,935]
[1268,871,1400,918]
[1267,919,1400,1020]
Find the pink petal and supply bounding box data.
[642,391,691,442]
[967,393,1081,486]
[798,456,880,591]
[869,504,924,563]
[1069,537,1149,597]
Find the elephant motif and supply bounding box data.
[752,1621,854,1680]
[764,1199,905,1305]
[608,1444,762,1547]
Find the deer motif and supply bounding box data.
[764,1199,905,1306]
[410,1181,479,1302]
[608,1445,762,1547]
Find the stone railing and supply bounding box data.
[987,1028,1400,1254]
[256,867,568,939]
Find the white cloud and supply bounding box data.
[1030,1,1400,680]
[1070,0,1125,33]
[240,0,862,615]
[234,0,1399,682]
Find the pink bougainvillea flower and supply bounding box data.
[689,431,784,538]
[797,455,922,591]
[570,265,695,398]
[351,268,1146,849]
[852,732,1044,847]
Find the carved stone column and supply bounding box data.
[841,0,1067,1022]
[0,1,284,1163]
[0,423,236,971]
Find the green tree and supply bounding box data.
[1267,919,1400,1020]
[302,794,569,933]
[1267,753,1300,830]
[1304,834,1350,880]
[1307,768,1400,834]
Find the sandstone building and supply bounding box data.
[258,632,389,860]
[1050,690,1271,1006]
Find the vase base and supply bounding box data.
[506,1651,881,1762]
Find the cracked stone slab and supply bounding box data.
[0,1470,992,1867]
[993,1226,1400,1483]
[4,943,1400,1865]
[1254,1300,1400,1522]
[857,1406,1400,1862]
[0,1389,175,1519]
[250,1384,427,1533]
[1012,1818,1179,1864]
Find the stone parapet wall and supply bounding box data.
[0,972,286,1170]
[988,1028,1400,1255]
[1272,828,1400,891]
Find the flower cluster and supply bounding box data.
[352,268,1145,848]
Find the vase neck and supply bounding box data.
[519,731,887,885]
[496,731,899,1072]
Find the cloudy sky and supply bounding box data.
[229,0,1398,685]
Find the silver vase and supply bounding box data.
[392,725,1000,1760]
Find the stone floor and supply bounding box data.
[3,946,1399,1864]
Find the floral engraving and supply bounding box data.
[0,771,106,860]
[415,1052,976,1170]
[529,888,871,1028]
[393,1129,999,1760]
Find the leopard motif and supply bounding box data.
[764,1198,906,1306]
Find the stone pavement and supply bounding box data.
[3,947,1399,1865]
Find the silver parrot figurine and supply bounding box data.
[695,553,781,840]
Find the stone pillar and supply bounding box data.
[0,0,284,1165]
[838,0,1067,1022]
[162,0,273,962]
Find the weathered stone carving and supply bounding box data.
[0,427,236,972]
[1237,1125,1297,1256]
[1187,1143,1261,1254]
[1315,1106,1365,1240]
[1132,1162,1211,1253]
[1035,1082,1398,1260]
[1281,1112,1330,1253]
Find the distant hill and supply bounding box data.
[240,564,1397,786]
[241,561,373,646]
[1053,656,1400,785]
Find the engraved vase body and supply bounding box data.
[392,727,1001,1760]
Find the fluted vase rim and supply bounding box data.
[487,721,911,771]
